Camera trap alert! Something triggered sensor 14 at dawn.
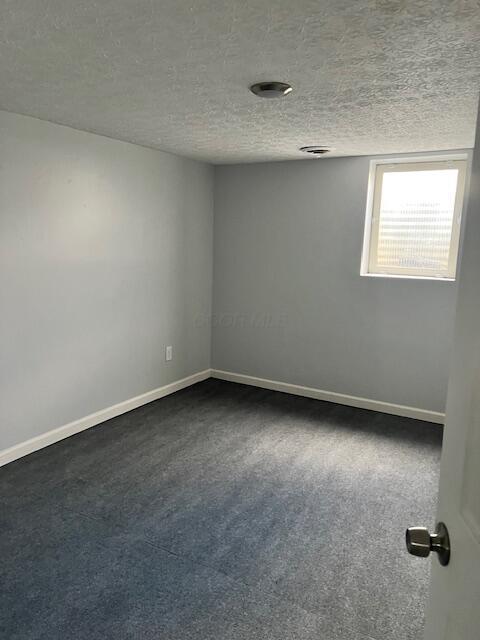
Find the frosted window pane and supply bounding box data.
[377,169,459,272]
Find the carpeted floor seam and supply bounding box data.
[44,490,384,640]
[24,483,383,640]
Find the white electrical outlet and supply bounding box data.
[165,345,173,361]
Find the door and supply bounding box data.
[420,106,480,639]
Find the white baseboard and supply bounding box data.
[211,369,445,425]
[0,369,211,468]
[1,366,443,468]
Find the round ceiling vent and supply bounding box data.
[299,146,332,156]
[249,82,293,98]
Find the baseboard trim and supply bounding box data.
[211,369,445,424]
[1,366,443,468]
[0,369,211,468]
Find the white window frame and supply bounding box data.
[360,155,468,281]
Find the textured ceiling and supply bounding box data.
[0,0,479,163]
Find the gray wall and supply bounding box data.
[0,109,468,454]
[212,153,469,413]
[0,111,213,451]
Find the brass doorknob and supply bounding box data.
[405,522,450,566]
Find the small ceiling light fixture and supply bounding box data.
[250,81,293,98]
[300,146,332,156]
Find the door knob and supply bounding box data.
[405,522,450,566]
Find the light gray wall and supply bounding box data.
[0,111,213,451]
[0,110,468,454]
[213,153,470,413]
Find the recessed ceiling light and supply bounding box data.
[300,146,332,156]
[249,82,293,98]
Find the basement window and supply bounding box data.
[361,157,467,280]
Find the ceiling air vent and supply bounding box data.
[300,146,332,156]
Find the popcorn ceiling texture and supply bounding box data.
[0,0,479,163]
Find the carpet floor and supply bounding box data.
[0,379,442,640]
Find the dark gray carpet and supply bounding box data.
[0,379,442,640]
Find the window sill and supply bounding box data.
[360,272,455,282]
